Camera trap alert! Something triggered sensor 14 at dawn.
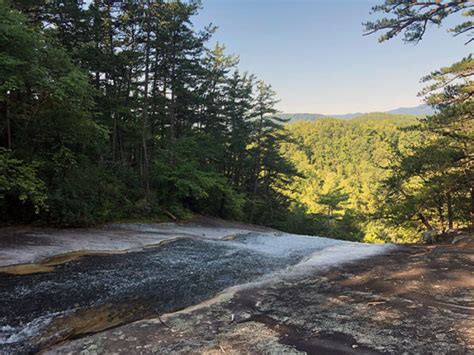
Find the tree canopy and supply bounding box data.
[0,1,295,227]
[364,0,474,44]
[1,0,471,243]
[365,0,474,238]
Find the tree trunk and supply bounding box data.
[446,193,454,230]
[418,212,434,231]
[112,115,117,161]
[437,197,446,232]
[249,114,263,223]
[470,184,474,230]
[169,65,176,165]
[141,2,151,196]
[5,101,11,149]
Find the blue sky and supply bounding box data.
[192,0,471,114]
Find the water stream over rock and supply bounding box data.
[0,227,391,353]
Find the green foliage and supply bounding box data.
[380,57,473,234]
[244,81,297,225]
[317,188,349,217]
[153,156,245,220]
[0,148,47,218]
[6,0,469,247]
[45,163,131,226]
[364,1,473,44]
[281,114,420,241]
[365,1,473,237]
[0,1,296,227]
[363,221,418,244]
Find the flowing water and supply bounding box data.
[0,229,392,354]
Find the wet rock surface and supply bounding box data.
[1,224,472,354]
[0,237,286,353]
[0,228,357,354]
[0,218,273,267]
[47,244,473,355]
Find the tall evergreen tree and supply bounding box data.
[224,70,255,187]
[1,0,301,230]
[365,0,474,234]
[247,81,296,224]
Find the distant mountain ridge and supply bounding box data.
[385,104,434,116]
[279,104,434,122]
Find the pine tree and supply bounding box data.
[364,0,473,44]
[365,0,474,234]
[224,70,255,187]
[247,81,296,224]
[1,0,302,229]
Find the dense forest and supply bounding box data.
[0,0,295,227]
[0,0,472,243]
[280,114,423,242]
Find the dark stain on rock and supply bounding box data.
[244,314,382,354]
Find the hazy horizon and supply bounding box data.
[278,103,428,115]
[194,0,471,114]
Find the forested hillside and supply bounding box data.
[0,1,295,227]
[280,114,421,241]
[0,0,472,243]
[280,102,472,242]
[277,104,433,122]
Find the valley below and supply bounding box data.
[0,219,472,354]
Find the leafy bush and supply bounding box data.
[44,162,132,226]
[0,149,47,222]
[152,157,245,220]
